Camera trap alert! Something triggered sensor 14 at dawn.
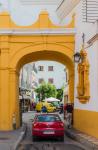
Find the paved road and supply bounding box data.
[18,112,86,150]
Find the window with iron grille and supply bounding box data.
[39,78,44,84]
[38,66,44,71]
[48,78,54,84]
[48,66,53,71]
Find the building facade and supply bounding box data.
[19,64,32,91]
[35,61,66,89]
[72,1,98,138]
[0,0,98,139]
[19,63,38,100]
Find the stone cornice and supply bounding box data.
[0,28,76,35]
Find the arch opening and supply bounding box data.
[9,49,74,130]
[0,43,74,130]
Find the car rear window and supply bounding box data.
[36,115,61,122]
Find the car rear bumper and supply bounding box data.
[32,129,64,137]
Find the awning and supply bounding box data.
[19,95,31,100]
[45,97,60,102]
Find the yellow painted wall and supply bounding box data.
[0,11,75,130]
[0,11,74,29]
[74,109,98,138]
[0,9,97,141]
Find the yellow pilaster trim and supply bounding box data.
[9,68,20,129]
[69,70,74,103]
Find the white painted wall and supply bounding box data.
[73,1,98,112]
[35,61,66,89]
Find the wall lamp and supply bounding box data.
[73,33,90,103]
[74,52,82,63]
[74,33,85,63]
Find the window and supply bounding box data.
[39,78,44,84]
[48,66,53,71]
[38,66,44,71]
[48,78,53,84]
[36,115,61,122]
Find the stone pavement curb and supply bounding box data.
[65,128,98,150]
[12,123,27,150]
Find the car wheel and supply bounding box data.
[60,136,64,142]
[32,135,37,142]
[37,110,40,113]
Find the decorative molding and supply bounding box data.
[0,28,76,35]
[56,0,80,20]
[77,49,90,104]
[87,34,98,45]
[0,10,75,29]
[0,48,9,53]
[9,68,19,76]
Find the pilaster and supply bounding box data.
[69,70,74,103]
[9,69,20,129]
[0,35,10,130]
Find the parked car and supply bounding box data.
[35,102,56,113]
[32,113,64,141]
[50,102,60,111]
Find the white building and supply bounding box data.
[35,61,67,89]
[19,63,38,100]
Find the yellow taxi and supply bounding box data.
[36,101,56,113]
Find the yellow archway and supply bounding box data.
[0,11,75,130]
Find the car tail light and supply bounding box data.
[59,122,64,128]
[33,123,37,127]
[33,122,39,128]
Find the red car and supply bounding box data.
[32,113,64,141]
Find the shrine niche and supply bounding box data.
[77,48,90,104]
